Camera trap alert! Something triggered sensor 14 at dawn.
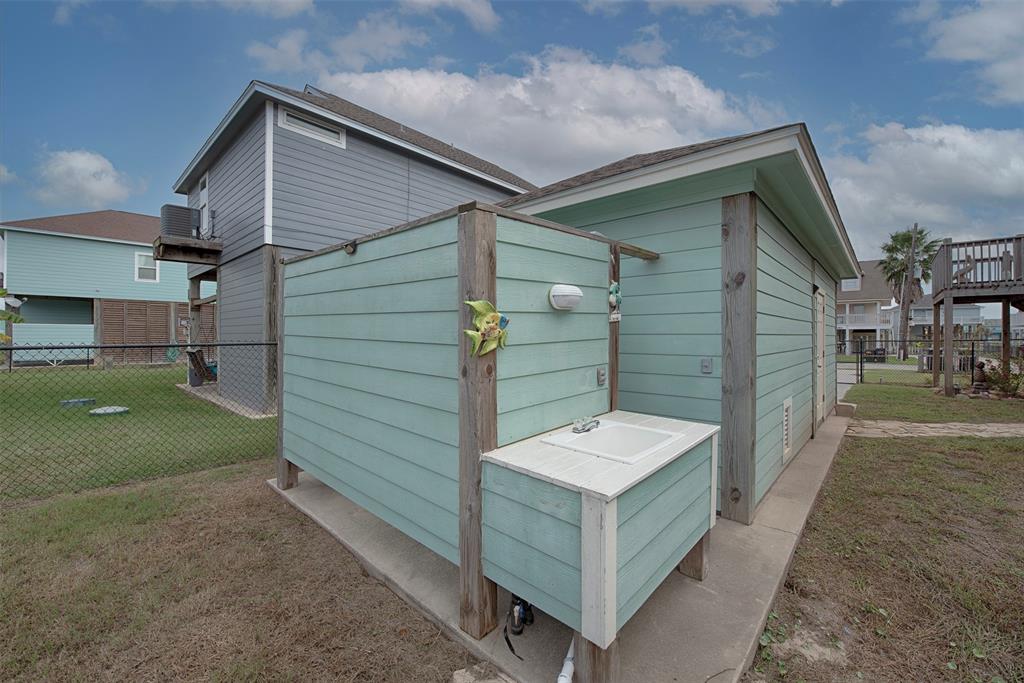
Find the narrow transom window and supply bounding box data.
[280,108,346,148]
[135,252,159,282]
[841,277,860,292]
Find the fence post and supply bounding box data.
[858,338,864,383]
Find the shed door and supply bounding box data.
[815,290,826,425]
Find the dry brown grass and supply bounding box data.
[747,437,1024,683]
[0,460,475,682]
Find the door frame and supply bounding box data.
[812,287,826,433]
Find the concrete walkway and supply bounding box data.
[846,419,1024,438]
[268,415,850,683]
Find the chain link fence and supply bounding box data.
[0,342,277,500]
[843,338,1020,387]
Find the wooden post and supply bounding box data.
[274,252,298,490]
[574,634,620,683]
[944,294,955,397]
[457,205,499,639]
[720,193,757,525]
[187,278,201,346]
[1002,299,1011,370]
[932,303,941,387]
[677,530,710,581]
[608,245,620,412]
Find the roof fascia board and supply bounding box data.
[0,224,152,247]
[510,126,801,215]
[513,125,859,276]
[175,82,529,195]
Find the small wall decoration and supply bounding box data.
[608,281,622,322]
[464,300,509,357]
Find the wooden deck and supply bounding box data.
[931,235,1024,308]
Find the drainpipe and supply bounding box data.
[556,637,575,683]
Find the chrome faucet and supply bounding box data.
[572,417,600,434]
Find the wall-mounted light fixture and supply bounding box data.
[548,284,584,311]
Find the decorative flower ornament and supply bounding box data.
[464,300,509,357]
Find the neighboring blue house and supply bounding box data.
[1,210,215,360]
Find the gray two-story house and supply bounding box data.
[155,81,534,406]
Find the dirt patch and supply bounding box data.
[746,437,1024,683]
[1,460,476,682]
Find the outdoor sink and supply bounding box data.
[541,419,685,464]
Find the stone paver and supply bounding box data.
[846,419,1024,438]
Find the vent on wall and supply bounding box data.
[782,397,793,456]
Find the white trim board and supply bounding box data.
[264,101,274,245]
[174,82,530,195]
[580,493,617,649]
[510,126,858,276]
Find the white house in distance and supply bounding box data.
[837,259,983,352]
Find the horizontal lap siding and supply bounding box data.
[495,217,610,445]
[272,115,511,254]
[615,438,712,630]
[208,112,266,262]
[281,217,462,562]
[481,463,583,630]
[11,323,94,361]
[541,198,724,427]
[755,202,813,503]
[815,267,838,412]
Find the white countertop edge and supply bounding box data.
[482,412,721,501]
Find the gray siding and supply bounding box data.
[271,107,513,252]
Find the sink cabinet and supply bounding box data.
[481,410,719,648]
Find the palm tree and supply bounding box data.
[879,225,941,359]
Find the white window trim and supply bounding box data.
[278,106,347,149]
[198,172,210,239]
[841,277,861,292]
[134,251,160,283]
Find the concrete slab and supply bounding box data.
[268,414,851,683]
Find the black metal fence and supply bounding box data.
[842,338,1019,387]
[0,342,278,500]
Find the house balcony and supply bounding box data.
[837,311,893,328]
[932,235,1024,310]
[152,234,222,266]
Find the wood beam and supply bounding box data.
[944,295,955,397]
[273,249,299,490]
[932,304,941,388]
[153,236,222,266]
[1002,300,1011,370]
[608,245,620,412]
[189,294,217,307]
[720,192,757,525]
[677,530,710,581]
[457,207,499,640]
[574,634,620,683]
[187,279,201,347]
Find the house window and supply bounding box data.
[841,277,860,292]
[198,173,211,239]
[280,107,346,149]
[135,252,159,282]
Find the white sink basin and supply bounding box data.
[541,420,684,464]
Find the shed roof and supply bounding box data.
[839,260,892,303]
[2,210,159,244]
[501,125,792,208]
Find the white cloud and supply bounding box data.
[34,150,136,209]
[908,1,1024,104]
[53,0,88,25]
[401,0,500,32]
[316,46,784,185]
[246,15,429,74]
[827,123,1024,258]
[0,164,16,184]
[247,28,321,72]
[702,19,775,57]
[332,13,429,71]
[650,0,787,17]
[619,24,670,65]
[217,0,313,18]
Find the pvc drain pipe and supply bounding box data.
[556,637,575,683]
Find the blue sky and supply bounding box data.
[1,0,1022,261]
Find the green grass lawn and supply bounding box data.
[753,436,1024,681]
[843,384,1024,422]
[0,365,275,499]
[0,462,474,682]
